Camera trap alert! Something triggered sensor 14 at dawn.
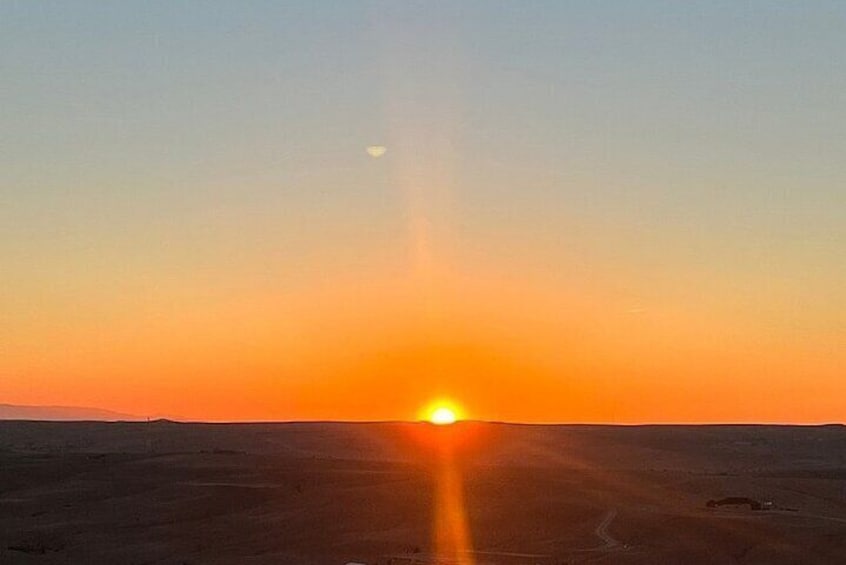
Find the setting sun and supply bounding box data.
[430,407,457,425]
[421,400,463,425]
[418,398,465,426]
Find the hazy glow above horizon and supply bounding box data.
[1,2,844,423]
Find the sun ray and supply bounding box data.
[415,399,475,563]
[434,451,475,565]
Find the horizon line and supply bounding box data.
[1,417,843,427]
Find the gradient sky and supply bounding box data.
[2,1,844,422]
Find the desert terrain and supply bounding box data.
[0,421,844,564]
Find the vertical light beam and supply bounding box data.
[433,437,475,565]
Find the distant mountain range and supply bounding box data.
[0,403,143,421]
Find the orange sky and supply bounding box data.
[3,257,843,423]
[2,3,844,423]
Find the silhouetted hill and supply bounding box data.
[0,403,141,422]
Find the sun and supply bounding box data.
[421,400,463,425]
[430,406,457,425]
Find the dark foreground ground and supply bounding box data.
[0,421,844,564]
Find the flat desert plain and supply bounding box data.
[1,421,844,564]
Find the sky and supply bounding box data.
[1,1,844,423]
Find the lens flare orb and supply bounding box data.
[366,145,387,158]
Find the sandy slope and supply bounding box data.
[0,422,844,564]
